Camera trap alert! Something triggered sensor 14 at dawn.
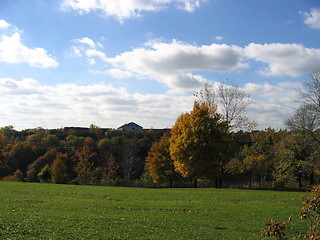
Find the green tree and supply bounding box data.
[37,164,51,183]
[274,131,318,187]
[146,133,176,187]
[241,128,276,188]
[170,102,232,187]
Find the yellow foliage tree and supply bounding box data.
[146,133,176,187]
[170,102,232,187]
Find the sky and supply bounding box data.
[0,0,320,130]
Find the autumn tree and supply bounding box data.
[51,153,68,184]
[27,148,57,182]
[195,81,257,131]
[146,133,176,187]
[74,137,98,184]
[170,102,232,187]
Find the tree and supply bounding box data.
[195,81,257,131]
[274,131,318,188]
[27,148,57,182]
[285,104,320,143]
[120,139,143,183]
[146,133,176,187]
[170,102,232,187]
[74,138,98,185]
[240,128,276,188]
[287,69,320,143]
[51,153,68,184]
[300,69,320,115]
[37,164,51,183]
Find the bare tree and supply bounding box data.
[121,139,143,183]
[195,80,257,131]
[300,69,320,114]
[285,104,320,142]
[286,69,320,142]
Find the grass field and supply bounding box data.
[0,181,309,239]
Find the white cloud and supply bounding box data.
[104,68,135,78]
[106,40,246,91]
[61,0,206,22]
[215,36,223,41]
[76,37,97,48]
[0,78,300,130]
[244,81,300,129]
[244,43,320,77]
[0,21,58,68]
[86,49,108,61]
[303,8,320,30]
[0,20,10,29]
[0,78,193,130]
[71,38,320,93]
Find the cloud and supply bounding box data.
[0,77,300,131]
[0,20,10,29]
[76,37,97,48]
[0,20,58,68]
[215,36,223,41]
[106,40,246,92]
[61,0,206,22]
[303,8,320,30]
[244,43,320,77]
[244,81,300,129]
[103,68,135,78]
[0,78,193,130]
[71,38,320,93]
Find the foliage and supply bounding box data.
[299,185,320,239]
[37,164,51,183]
[261,186,320,240]
[240,128,277,187]
[261,219,290,240]
[51,153,68,184]
[170,102,232,184]
[274,131,318,187]
[2,169,24,182]
[146,133,176,186]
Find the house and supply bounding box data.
[117,122,143,131]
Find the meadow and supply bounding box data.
[0,181,309,239]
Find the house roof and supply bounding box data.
[118,122,143,129]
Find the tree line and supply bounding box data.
[1,71,320,188]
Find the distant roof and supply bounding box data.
[118,122,143,130]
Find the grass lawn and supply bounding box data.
[0,181,309,239]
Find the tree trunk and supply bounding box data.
[298,173,303,188]
[310,172,314,186]
[169,178,173,188]
[193,179,198,188]
[215,177,222,188]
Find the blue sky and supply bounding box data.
[0,0,319,130]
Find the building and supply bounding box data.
[117,122,143,131]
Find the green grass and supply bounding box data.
[0,181,309,239]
